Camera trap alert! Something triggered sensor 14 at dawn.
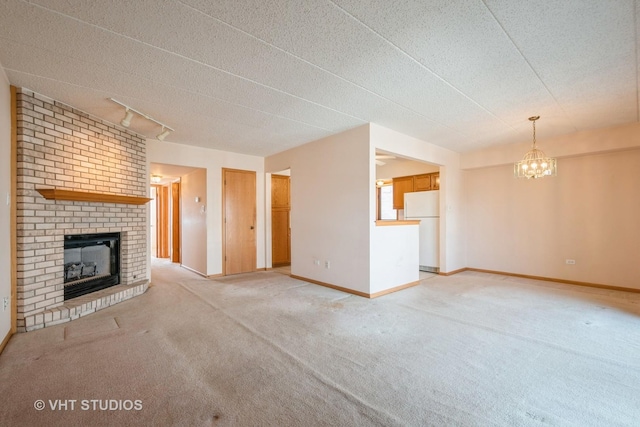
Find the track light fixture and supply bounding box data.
[109,98,174,141]
[121,108,134,127]
[156,127,171,141]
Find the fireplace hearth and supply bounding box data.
[64,233,120,300]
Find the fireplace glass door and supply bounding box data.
[63,233,120,300]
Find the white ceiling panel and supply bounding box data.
[331,0,567,122]
[485,0,638,124]
[0,0,638,156]
[183,0,510,131]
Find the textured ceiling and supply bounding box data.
[0,0,638,157]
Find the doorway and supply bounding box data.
[152,181,181,261]
[171,181,181,263]
[223,168,256,275]
[155,184,170,258]
[375,150,441,275]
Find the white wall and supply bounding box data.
[149,187,157,255]
[369,124,466,274]
[376,158,438,180]
[148,140,265,276]
[462,123,640,289]
[155,120,640,294]
[266,125,372,294]
[266,123,461,295]
[461,121,640,170]
[370,225,419,294]
[264,173,272,269]
[0,69,12,342]
[463,147,640,289]
[181,169,208,275]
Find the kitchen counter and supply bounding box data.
[375,220,421,226]
[371,220,420,294]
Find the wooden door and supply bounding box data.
[155,185,170,258]
[223,169,256,275]
[171,181,181,263]
[271,175,290,266]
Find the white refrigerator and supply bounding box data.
[404,190,439,273]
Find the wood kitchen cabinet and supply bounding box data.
[271,174,290,209]
[392,172,440,209]
[392,175,415,209]
[413,174,431,191]
[431,173,440,190]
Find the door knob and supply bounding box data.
[250,226,254,230]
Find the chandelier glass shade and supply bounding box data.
[514,116,557,179]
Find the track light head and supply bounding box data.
[121,109,134,127]
[109,99,174,138]
[157,127,171,141]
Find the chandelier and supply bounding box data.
[514,116,557,179]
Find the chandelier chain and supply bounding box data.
[529,115,539,148]
[532,119,536,147]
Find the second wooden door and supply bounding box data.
[223,169,256,275]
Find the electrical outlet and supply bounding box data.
[325,261,330,269]
[565,259,576,265]
[2,297,8,312]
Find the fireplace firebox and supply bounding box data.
[63,233,120,300]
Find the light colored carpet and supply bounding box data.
[1,259,639,426]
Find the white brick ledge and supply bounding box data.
[21,280,149,332]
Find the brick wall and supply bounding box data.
[15,88,148,331]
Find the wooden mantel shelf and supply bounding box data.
[36,188,152,205]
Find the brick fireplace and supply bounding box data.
[15,88,149,332]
